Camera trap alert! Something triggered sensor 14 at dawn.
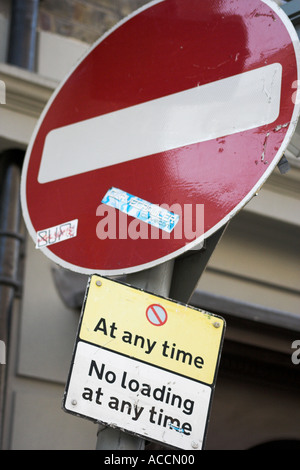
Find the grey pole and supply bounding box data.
[0,0,39,448]
[95,260,174,450]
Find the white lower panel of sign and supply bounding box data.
[64,341,212,450]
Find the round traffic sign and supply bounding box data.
[21,0,300,275]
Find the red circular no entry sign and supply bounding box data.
[21,0,300,275]
[146,304,168,326]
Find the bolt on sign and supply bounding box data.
[63,276,225,450]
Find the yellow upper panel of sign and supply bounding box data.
[79,275,225,385]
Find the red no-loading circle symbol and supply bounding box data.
[146,304,168,326]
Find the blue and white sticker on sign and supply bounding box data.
[102,187,179,233]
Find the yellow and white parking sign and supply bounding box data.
[63,275,225,450]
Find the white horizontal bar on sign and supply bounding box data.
[38,63,282,184]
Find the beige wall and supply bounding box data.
[38,0,149,44]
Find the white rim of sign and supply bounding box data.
[20,0,300,275]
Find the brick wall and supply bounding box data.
[38,0,150,44]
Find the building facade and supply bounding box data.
[0,0,299,450]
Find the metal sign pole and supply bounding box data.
[95,260,174,450]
